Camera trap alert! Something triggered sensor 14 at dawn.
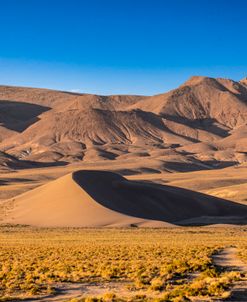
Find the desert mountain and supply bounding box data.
[2,170,247,227]
[0,76,247,170]
[240,77,247,86]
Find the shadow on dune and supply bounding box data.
[73,170,247,226]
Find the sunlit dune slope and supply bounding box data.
[2,170,247,227]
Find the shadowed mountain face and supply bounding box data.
[0,77,247,170]
[2,170,247,227]
[0,100,50,132]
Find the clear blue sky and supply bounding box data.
[0,0,246,95]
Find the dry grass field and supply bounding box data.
[0,226,247,301]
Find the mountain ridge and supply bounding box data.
[0,76,246,171]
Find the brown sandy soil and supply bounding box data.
[15,280,190,302]
[213,248,247,272]
[11,271,200,301]
[213,248,247,301]
[12,282,134,302]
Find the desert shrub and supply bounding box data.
[149,277,164,291]
[0,226,246,301]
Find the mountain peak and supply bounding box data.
[240,77,247,85]
[181,76,213,87]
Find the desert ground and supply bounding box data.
[0,162,247,301]
[0,77,247,301]
[1,225,247,301]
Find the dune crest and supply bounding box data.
[1,170,168,227]
[2,170,247,227]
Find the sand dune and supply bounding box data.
[1,170,168,227]
[2,170,247,227]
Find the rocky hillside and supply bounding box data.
[0,76,246,170]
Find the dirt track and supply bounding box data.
[213,247,247,301]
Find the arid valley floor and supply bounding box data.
[1,156,247,301]
[0,77,247,301]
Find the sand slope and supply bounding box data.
[2,170,247,227]
[1,170,168,227]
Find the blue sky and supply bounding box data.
[0,0,246,95]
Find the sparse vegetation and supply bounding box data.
[0,226,246,301]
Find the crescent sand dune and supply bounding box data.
[1,170,247,227]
